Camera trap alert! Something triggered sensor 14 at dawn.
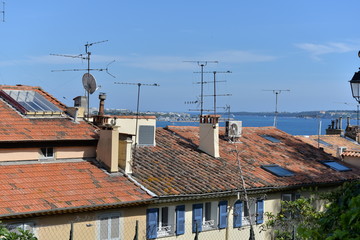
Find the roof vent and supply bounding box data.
[226,121,242,138]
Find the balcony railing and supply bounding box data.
[157,225,172,237]
[202,220,216,230]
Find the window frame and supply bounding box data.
[233,199,264,228]
[40,147,54,159]
[97,212,121,240]
[261,164,294,177]
[320,160,352,172]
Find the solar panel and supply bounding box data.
[321,161,351,172]
[261,164,294,177]
[2,90,62,115]
[261,135,281,143]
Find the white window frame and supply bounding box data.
[202,201,217,231]
[157,206,175,237]
[98,213,122,240]
[40,147,54,159]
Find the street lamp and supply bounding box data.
[349,51,360,125]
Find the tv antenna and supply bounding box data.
[194,70,232,117]
[184,61,218,116]
[263,89,290,127]
[1,2,5,22]
[51,40,115,119]
[114,82,159,148]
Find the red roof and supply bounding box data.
[0,85,98,142]
[0,161,152,217]
[131,126,360,196]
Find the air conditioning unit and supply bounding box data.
[226,121,242,138]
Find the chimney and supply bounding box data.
[93,93,110,126]
[98,92,106,116]
[119,133,133,174]
[199,115,220,158]
[97,126,119,173]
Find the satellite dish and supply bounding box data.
[82,73,97,94]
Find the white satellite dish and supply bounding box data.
[82,73,97,94]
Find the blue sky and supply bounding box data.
[0,0,359,113]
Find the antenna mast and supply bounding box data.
[51,40,115,120]
[263,89,290,127]
[184,61,218,116]
[194,70,232,117]
[114,82,159,148]
[1,2,5,22]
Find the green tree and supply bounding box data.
[262,181,360,240]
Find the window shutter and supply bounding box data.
[139,125,155,145]
[233,201,242,228]
[176,205,185,235]
[146,208,158,239]
[192,204,203,233]
[218,201,228,229]
[256,200,264,224]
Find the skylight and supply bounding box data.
[316,139,332,147]
[261,164,294,177]
[261,135,280,143]
[0,89,62,116]
[321,161,351,172]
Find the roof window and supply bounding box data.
[0,89,62,116]
[261,164,294,177]
[261,135,280,143]
[316,139,332,147]
[321,161,351,172]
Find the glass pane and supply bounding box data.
[323,161,351,171]
[205,202,211,221]
[161,207,168,226]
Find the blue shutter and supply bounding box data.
[146,208,158,239]
[233,201,242,228]
[192,204,203,233]
[176,205,185,235]
[256,200,264,224]
[218,201,228,229]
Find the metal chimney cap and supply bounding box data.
[99,92,106,100]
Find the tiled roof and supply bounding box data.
[296,135,360,157]
[342,150,360,158]
[0,85,98,142]
[0,161,152,217]
[131,126,360,196]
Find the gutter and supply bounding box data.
[0,198,155,220]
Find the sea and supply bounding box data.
[156,115,356,136]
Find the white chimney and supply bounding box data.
[199,115,220,158]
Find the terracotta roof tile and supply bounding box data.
[0,85,98,142]
[131,126,360,196]
[0,161,152,217]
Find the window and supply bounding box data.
[261,164,294,177]
[40,147,54,159]
[146,206,179,239]
[261,135,280,143]
[321,160,351,172]
[192,201,227,232]
[1,89,62,115]
[138,125,155,145]
[316,139,332,147]
[233,199,264,228]
[98,213,121,240]
[7,222,35,235]
[281,193,301,218]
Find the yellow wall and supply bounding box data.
[3,206,148,240]
[0,146,96,161]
